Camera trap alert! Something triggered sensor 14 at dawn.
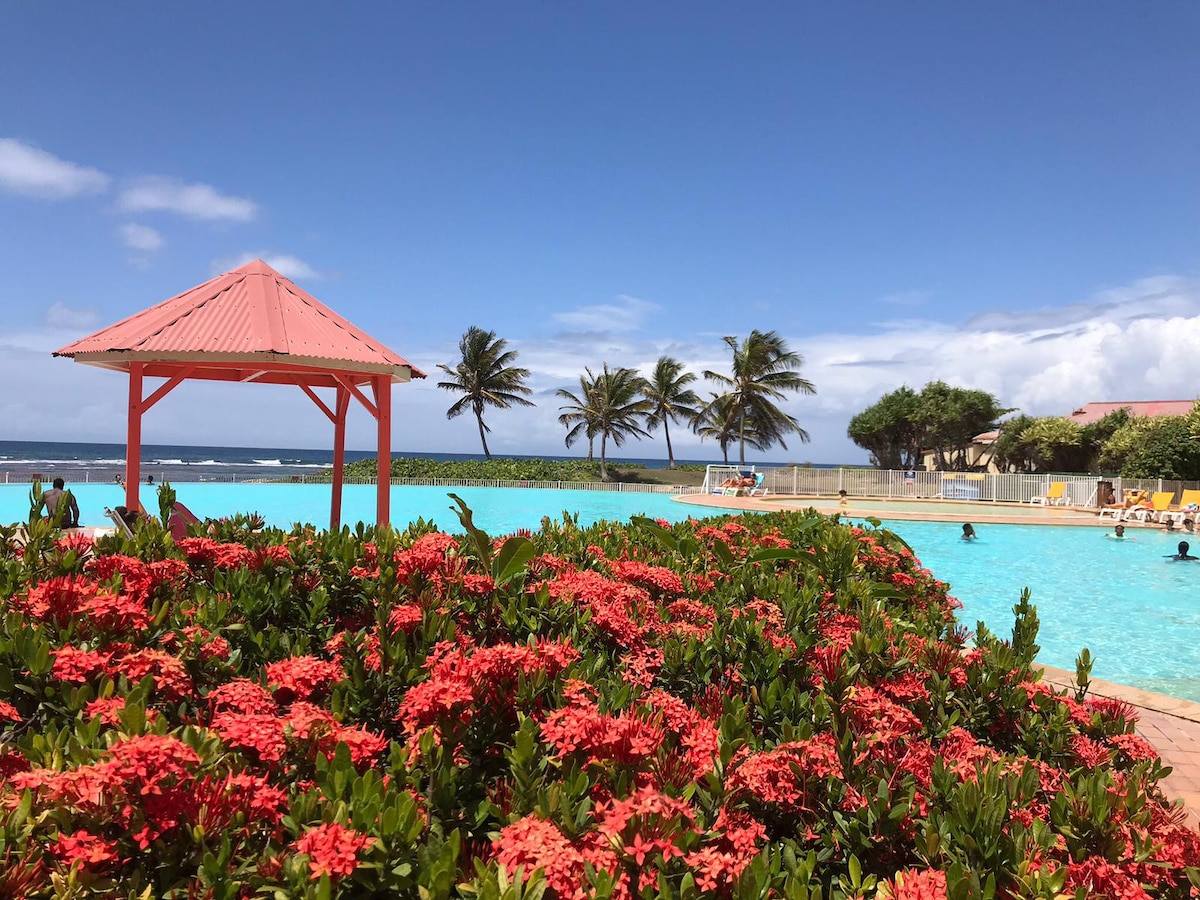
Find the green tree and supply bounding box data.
[436,327,535,459]
[1101,409,1200,479]
[919,381,1011,471]
[847,386,923,469]
[692,392,769,464]
[557,364,653,481]
[556,369,599,461]
[702,330,816,465]
[642,356,700,469]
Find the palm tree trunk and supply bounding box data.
[476,411,491,459]
[599,433,609,482]
[738,406,746,465]
[587,436,594,461]
[664,418,675,468]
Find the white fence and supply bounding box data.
[2,470,691,495]
[703,466,1200,507]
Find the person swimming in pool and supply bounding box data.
[1169,540,1198,561]
[1106,524,1131,540]
[961,523,976,540]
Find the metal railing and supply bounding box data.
[1,470,695,495]
[701,465,1185,507]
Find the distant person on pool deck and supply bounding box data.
[961,523,976,540]
[838,489,849,507]
[43,478,79,528]
[1170,541,1198,561]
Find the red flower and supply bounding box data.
[492,816,588,899]
[878,868,948,900]
[265,655,343,703]
[291,822,375,880]
[52,829,120,869]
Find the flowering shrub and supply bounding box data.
[0,508,1197,897]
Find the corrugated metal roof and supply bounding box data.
[1067,400,1194,425]
[53,259,426,379]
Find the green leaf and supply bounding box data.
[493,537,536,586]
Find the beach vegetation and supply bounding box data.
[850,383,1010,471]
[556,363,653,482]
[555,368,600,462]
[641,356,701,469]
[692,392,771,464]
[436,327,535,460]
[702,330,816,465]
[0,507,1195,896]
[1101,411,1200,480]
[846,386,924,469]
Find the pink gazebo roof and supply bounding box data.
[53,259,425,387]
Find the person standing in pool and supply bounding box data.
[961,523,977,540]
[1106,524,1132,540]
[1169,541,1198,561]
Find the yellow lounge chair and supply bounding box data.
[1126,491,1173,523]
[1162,490,1200,525]
[1031,482,1067,506]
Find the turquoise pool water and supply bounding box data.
[0,483,690,537]
[2,485,1196,701]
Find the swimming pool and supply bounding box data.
[0,483,692,538]
[2,484,1196,701]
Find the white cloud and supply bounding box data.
[211,252,322,281]
[43,303,99,332]
[119,222,164,252]
[118,176,257,222]
[5,275,1200,466]
[0,139,110,199]
[553,295,657,333]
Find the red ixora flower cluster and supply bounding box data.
[0,511,1197,897]
[291,822,375,880]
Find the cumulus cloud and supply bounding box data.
[118,222,164,252]
[5,276,1200,464]
[0,139,110,199]
[118,176,257,222]
[210,252,322,281]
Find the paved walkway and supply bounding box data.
[673,492,1200,825]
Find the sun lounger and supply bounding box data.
[1161,490,1200,525]
[748,473,769,497]
[1031,482,1068,506]
[1126,491,1173,523]
[104,507,135,540]
[167,501,202,541]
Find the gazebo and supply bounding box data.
[53,259,425,529]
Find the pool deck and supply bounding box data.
[674,491,1115,526]
[675,491,1200,824]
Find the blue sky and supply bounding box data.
[3,3,1199,463]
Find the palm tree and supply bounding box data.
[558,363,653,481]
[436,327,535,459]
[702,330,816,465]
[693,392,772,464]
[556,368,599,461]
[642,356,700,469]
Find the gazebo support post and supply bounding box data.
[125,363,144,511]
[330,386,350,531]
[374,375,391,527]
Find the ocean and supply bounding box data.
[0,440,830,483]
